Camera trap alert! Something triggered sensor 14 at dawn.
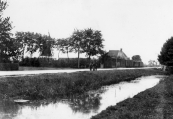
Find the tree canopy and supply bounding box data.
[132,55,142,62]
[70,30,84,53]
[158,37,173,66]
[0,0,106,68]
[15,32,54,58]
[82,28,104,60]
[69,28,104,67]
[55,38,72,60]
[0,0,17,63]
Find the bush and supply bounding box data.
[165,66,173,74]
[19,57,41,67]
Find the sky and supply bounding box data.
[3,0,173,64]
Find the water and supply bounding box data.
[0,75,165,119]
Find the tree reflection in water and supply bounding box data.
[0,88,104,118]
[0,98,59,119]
[26,92,102,114]
[0,100,20,119]
[67,93,102,114]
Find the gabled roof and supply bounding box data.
[108,50,119,58]
[108,49,128,60]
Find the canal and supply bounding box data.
[0,75,165,119]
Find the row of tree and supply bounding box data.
[0,0,105,68]
[15,29,104,67]
[1,0,144,68]
[15,32,55,59]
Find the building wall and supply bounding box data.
[103,58,143,68]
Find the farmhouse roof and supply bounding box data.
[108,49,128,60]
[108,50,119,57]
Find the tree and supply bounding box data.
[15,32,54,58]
[148,60,157,66]
[15,32,40,58]
[25,32,40,57]
[70,28,104,68]
[39,34,54,57]
[61,38,72,62]
[82,28,104,62]
[70,29,85,68]
[158,37,173,66]
[9,38,23,62]
[132,55,142,62]
[55,38,72,62]
[0,0,16,63]
[15,32,30,59]
[54,39,64,59]
[99,51,110,64]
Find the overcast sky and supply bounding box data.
[4,0,173,64]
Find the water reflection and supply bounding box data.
[0,100,19,119]
[68,94,101,114]
[0,75,165,119]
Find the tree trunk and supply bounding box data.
[22,45,25,60]
[0,50,1,62]
[89,55,91,64]
[78,47,80,68]
[58,50,60,59]
[30,51,32,58]
[116,57,117,68]
[67,50,69,64]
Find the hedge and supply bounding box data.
[19,57,97,68]
[0,63,19,71]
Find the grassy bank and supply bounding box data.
[163,75,173,118]
[0,69,164,100]
[91,74,173,119]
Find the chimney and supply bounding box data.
[120,48,122,51]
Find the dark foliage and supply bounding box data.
[19,57,40,67]
[15,32,55,59]
[19,57,95,68]
[158,37,173,66]
[0,1,19,63]
[132,55,142,62]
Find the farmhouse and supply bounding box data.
[103,48,143,68]
[108,48,129,60]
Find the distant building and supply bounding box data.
[103,48,143,68]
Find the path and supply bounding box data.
[0,67,159,77]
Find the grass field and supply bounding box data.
[0,68,164,100]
